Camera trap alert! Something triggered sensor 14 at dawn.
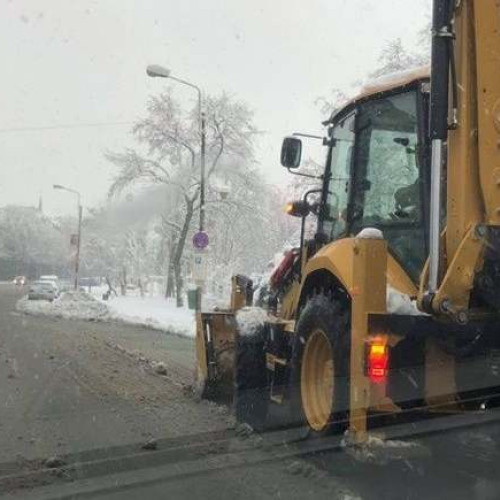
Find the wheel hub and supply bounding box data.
[300,329,334,431]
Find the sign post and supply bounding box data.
[192,250,208,282]
[192,231,209,311]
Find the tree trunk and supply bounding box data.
[166,266,175,297]
[120,266,127,296]
[105,275,118,297]
[165,245,176,298]
[174,263,183,307]
[172,199,195,307]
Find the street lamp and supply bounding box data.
[53,184,82,291]
[146,64,206,232]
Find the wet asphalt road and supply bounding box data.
[0,285,355,499]
[2,283,500,499]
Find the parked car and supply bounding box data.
[39,275,59,286]
[39,275,58,281]
[57,279,72,293]
[79,277,100,287]
[28,281,58,301]
[38,275,60,295]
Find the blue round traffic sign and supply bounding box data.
[193,231,209,249]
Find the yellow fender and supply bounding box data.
[296,238,416,312]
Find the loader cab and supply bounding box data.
[282,68,431,282]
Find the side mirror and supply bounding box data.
[285,200,310,218]
[280,136,302,169]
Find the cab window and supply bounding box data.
[322,113,355,241]
[352,90,426,280]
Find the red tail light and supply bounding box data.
[368,343,389,384]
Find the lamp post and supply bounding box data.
[53,184,82,291]
[146,64,206,232]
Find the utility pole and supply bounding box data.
[53,184,82,290]
[200,110,206,231]
[75,203,83,291]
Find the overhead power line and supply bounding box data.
[0,121,134,134]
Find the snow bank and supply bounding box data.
[104,295,196,338]
[386,285,427,316]
[17,290,196,338]
[16,291,109,321]
[236,307,268,337]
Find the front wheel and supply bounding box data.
[289,293,350,434]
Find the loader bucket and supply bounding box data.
[195,310,237,401]
[194,274,254,401]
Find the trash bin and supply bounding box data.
[187,288,199,310]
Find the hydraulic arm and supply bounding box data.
[420,0,500,319]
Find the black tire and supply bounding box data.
[234,326,269,431]
[288,292,350,435]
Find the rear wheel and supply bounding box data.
[289,293,350,434]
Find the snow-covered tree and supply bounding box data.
[318,23,431,118]
[0,205,69,278]
[370,38,420,79]
[106,90,264,306]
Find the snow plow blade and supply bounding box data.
[195,275,254,401]
[195,310,237,400]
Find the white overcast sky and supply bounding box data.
[0,0,430,215]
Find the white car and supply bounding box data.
[39,276,60,295]
[39,275,59,284]
[28,281,58,301]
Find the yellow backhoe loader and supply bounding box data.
[196,0,500,442]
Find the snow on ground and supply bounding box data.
[16,291,109,320]
[102,294,196,338]
[16,289,196,338]
[341,432,428,465]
